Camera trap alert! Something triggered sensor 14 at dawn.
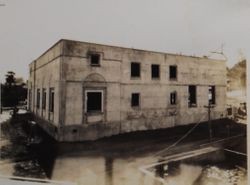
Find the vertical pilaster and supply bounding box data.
[58,41,66,128]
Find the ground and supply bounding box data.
[0,110,247,185]
[0,110,47,179]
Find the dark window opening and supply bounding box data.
[72,129,77,134]
[170,92,177,105]
[49,88,54,112]
[29,89,32,110]
[131,62,140,77]
[151,64,160,79]
[36,89,40,108]
[170,65,177,79]
[87,91,102,113]
[131,93,140,107]
[188,85,197,107]
[90,54,100,66]
[42,88,46,110]
[227,107,232,116]
[208,86,215,105]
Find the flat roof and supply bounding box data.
[31,38,226,65]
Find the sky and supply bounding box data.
[0,0,249,82]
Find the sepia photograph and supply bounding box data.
[0,0,248,185]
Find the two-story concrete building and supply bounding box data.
[28,39,227,141]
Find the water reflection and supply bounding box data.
[34,125,246,185]
[50,149,246,185]
[152,150,247,185]
[50,150,156,185]
[105,157,113,185]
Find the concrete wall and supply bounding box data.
[28,39,227,141]
[57,40,226,141]
[28,41,63,129]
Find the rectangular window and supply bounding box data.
[36,89,40,108]
[188,85,197,107]
[42,88,46,110]
[86,91,103,113]
[131,93,140,107]
[170,92,177,105]
[49,88,55,112]
[208,86,215,105]
[169,65,177,80]
[90,54,100,66]
[131,62,140,77]
[151,64,160,79]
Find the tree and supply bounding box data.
[1,71,27,107]
[5,71,16,86]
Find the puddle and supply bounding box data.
[143,149,247,185]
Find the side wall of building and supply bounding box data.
[120,50,226,132]
[28,41,63,138]
[57,40,226,141]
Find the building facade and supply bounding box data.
[28,39,227,141]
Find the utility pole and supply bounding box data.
[204,103,214,142]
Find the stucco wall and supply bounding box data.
[64,82,83,125]
[28,41,63,126]
[28,39,227,141]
